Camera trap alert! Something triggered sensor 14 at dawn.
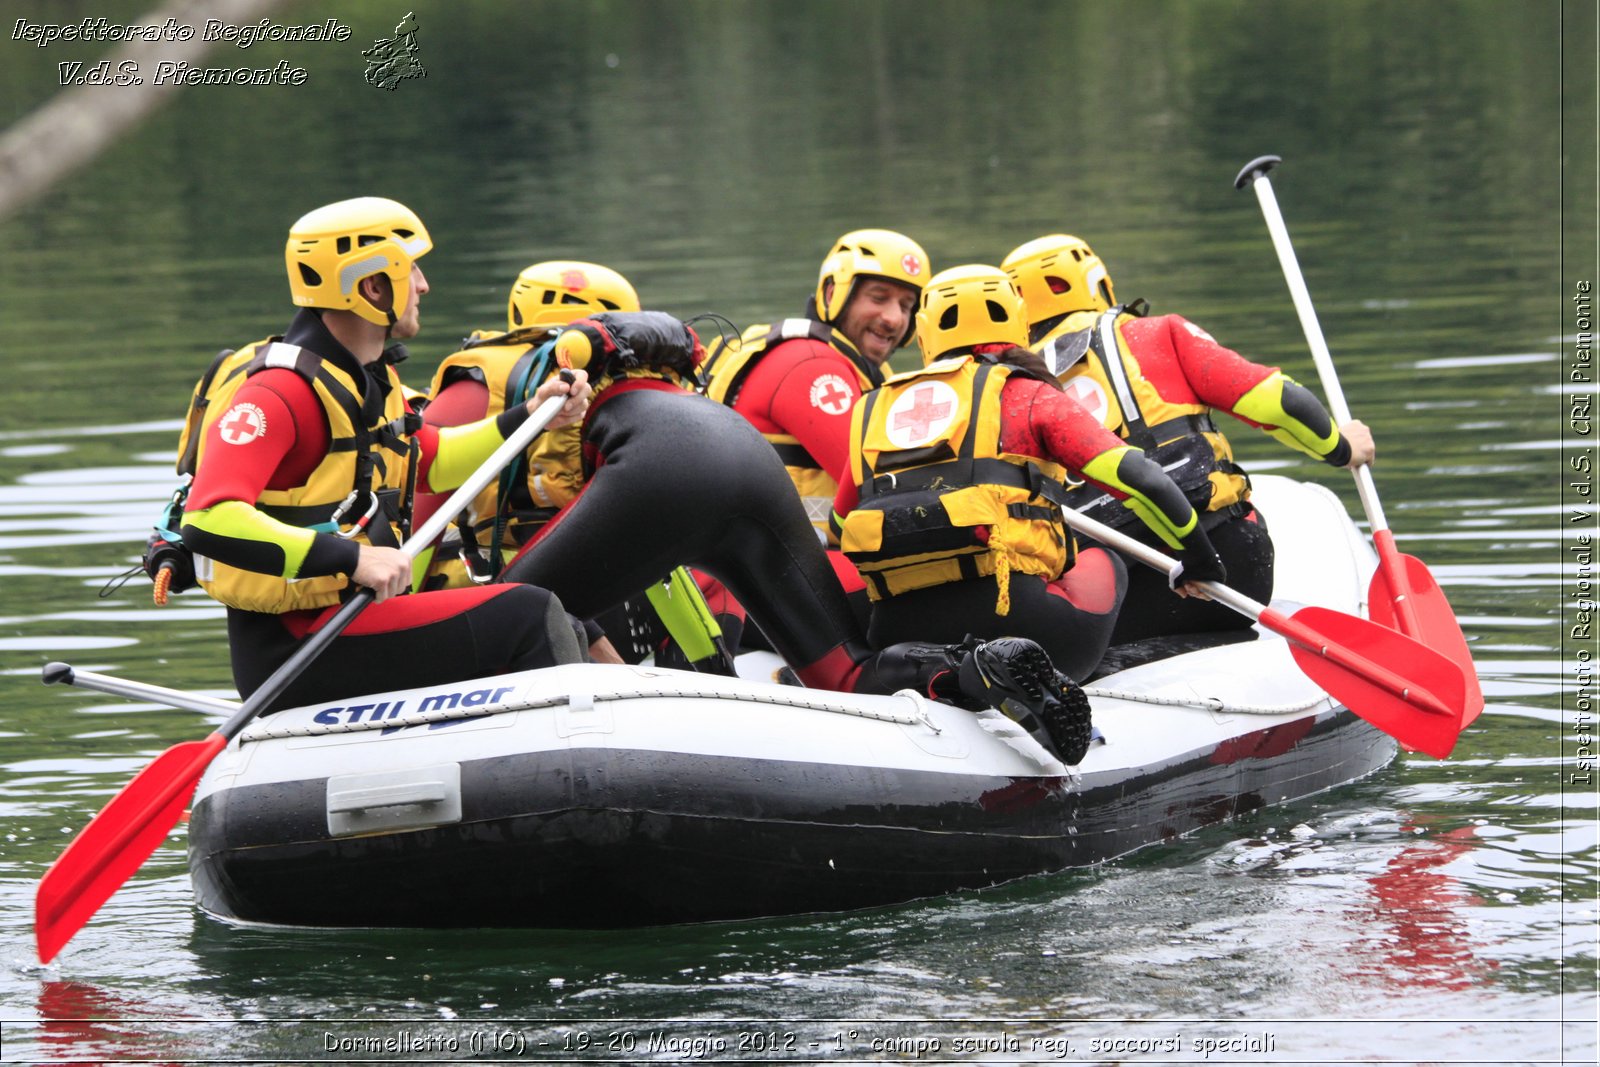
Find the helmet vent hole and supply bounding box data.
[511,306,525,326]
[541,291,557,305]
[939,306,959,330]
[298,263,323,287]
[1047,276,1071,294]
[335,236,351,255]
[986,300,1010,323]
[358,234,383,247]
[858,245,875,258]
[561,293,588,305]
[393,228,415,239]
[1071,250,1083,261]
[599,299,620,310]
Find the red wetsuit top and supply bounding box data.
[184,312,530,622]
[186,368,445,580]
[729,335,869,479]
[1084,313,1351,466]
[729,334,872,593]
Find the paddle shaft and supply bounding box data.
[1057,504,1452,718]
[33,377,578,963]
[1235,156,1388,532]
[1232,156,1447,649]
[42,663,239,716]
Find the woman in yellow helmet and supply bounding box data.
[1001,234,1374,641]
[832,266,1227,690]
[417,261,640,587]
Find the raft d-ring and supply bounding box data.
[887,689,942,732]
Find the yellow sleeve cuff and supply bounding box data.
[1233,372,1340,460]
[429,417,509,492]
[1077,446,1197,550]
[183,500,317,580]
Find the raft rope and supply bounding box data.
[1081,684,1330,716]
[237,683,1328,744]
[237,685,938,743]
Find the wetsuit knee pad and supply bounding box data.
[499,583,584,667]
[1048,547,1127,616]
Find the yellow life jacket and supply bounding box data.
[838,355,1072,614]
[187,339,416,614]
[702,318,880,535]
[424,329,577,585]
[1039,305,1249,530]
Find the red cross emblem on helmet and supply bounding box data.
[900,253,923,277]
[560,269,589,292]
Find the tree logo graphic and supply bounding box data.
[363,12,426,91]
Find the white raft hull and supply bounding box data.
[188,476,1395,928]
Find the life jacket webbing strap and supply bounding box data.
[855,388,884,499]
[1094,309,1151,445]
[177,346,249,477]
[1144,411,1219,444]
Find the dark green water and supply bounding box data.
[0,0,1594,1061]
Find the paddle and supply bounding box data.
[1234,154,1483,724]
[34,374,580,964]
[43,663,238,716]
[1059,504,1466,760]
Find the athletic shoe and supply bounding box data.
[1041,673,1092,765]
[958,637,1093,765]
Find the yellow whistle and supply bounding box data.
[554,331,593,370]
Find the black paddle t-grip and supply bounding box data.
[42,662,74,686]
[1234,154,1283,190]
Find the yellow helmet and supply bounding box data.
[507,261,640,330]
[814,228,930,347]
[1000,234,1116,328]
[285,197,433,326]
[915,264,1029,365]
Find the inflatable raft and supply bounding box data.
[187,475,1396,929]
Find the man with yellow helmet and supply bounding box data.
[831,265,1226,721]
[1001,234,1374,641]
[703,229,930,545]
[495,309,1091,763]
[175,197,591,709]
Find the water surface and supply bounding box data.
[0,1,1592,1062]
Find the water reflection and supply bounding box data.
[0,0,1583,1059]
[1353,824,1493,992]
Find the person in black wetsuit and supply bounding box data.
[499,311,1096,763]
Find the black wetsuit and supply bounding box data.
[501,378,947,695]
[1108,505,1274,643]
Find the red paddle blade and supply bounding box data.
[1274,606,1466,760]
[1368,535,1484,725]
[35,733,227,963]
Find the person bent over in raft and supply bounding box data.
[1002,234,1375,642]
[832,265,1228,683]
[498,310,1096,764]
[176,197,591,710]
